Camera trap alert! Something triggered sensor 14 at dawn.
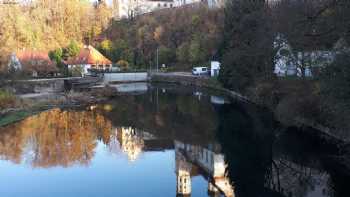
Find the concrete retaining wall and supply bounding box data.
[104,73,148,83]
[150,73,251,103]
[10,79,66,94]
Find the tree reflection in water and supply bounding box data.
[0,84,348,197]
[0,108,112,167]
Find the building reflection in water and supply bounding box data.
[175,141,235,197]
[116,127,145,162]
[113,127,235,197]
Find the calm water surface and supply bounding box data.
[0,84,348,197]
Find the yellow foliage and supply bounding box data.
[0,108,113,167]
[0,0,112,66]
[117,60,129,71]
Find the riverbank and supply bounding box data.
[0,86,118,127]
[150,72,350,144]
[150,72,252,103]
[1,73,349,144]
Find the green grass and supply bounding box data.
[0,111,33,127]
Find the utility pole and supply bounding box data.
[156,47,159,72]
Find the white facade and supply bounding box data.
[210,61,221,77]
[8,53,22,71]
[207,0,225,8]
[68,64,91,76]
[113,0,224,19]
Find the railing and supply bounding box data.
[88,68,148,75]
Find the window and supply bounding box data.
[202,68,207,71]
[158,3,161,7]
[170,4,173,7]
[164,3,167,7]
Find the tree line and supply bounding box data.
[219,0,350,137]
[96,4,224,71]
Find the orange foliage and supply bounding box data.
[0,108,112,168]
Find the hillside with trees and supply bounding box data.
[96,4,224,70]
[0,1,224,73]
[0,0,112,71]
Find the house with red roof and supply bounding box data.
[66,45,112,76]
[8,50,59,77]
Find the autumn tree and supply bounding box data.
[97,5,224,70]
[0,0,113,72]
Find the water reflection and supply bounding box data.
[175,141,234,197]
[114,126,234,196]
[117,127,145,162]
[0,108,112,167]
[0,84,348,197]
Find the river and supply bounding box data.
[0,83,348,197]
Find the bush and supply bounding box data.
[117,60,130,71]
[69,66,84,77]
[0,90,15,109]
[320,53,350,101]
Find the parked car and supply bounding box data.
[192,67,209,75]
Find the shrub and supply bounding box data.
[0,90,15,109]
[117,60,130,71]
[320,53,350,102]
[69,66,84,77]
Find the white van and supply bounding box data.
[192,67,208,75]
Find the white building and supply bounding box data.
[273,35,348,77]
[66,45,112,76]
[210,61,221,77]
[113,0,225,19]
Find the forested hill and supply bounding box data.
[0,0,112,68]
[95,5,224,70]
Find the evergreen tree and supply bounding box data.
[219,0,274,91]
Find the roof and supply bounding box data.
[66,45,112,65]
[15,50,58,73]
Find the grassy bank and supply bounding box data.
[0,110,34,127]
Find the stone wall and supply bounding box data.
[7,80,65,94]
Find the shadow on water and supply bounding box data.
[0,83,349,197]
[216,100,350,197]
